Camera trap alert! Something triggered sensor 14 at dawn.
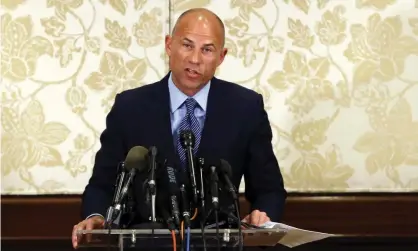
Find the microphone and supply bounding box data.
[197,158,205,210]
[180,130,198,205]
[105,146,149,228]
[113,162,126,204]
[105,162,126,225]
[180,184,191,227]
[209,165,220,210]
[165,164,181,228]
[219,159,238,201]
[156,184,176,231]
[148,146,158,222]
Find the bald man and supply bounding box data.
[72,8,286,249]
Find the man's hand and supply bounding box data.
[242,210,270,226]
[72,216,105,249]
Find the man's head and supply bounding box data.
[165,8,227,96]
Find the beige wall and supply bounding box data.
[1,0,418,195]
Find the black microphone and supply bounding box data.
[209,165,220,210]
[156,184,176,231]
[180,184,191,227]
[219,159,238,201]
[165,165,181,228]
[148,146,158,222]
[180,130,198,205]
[105,146,149,228]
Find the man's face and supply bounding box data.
[165,14,227,95]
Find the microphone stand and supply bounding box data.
[210,166,221,251]
[186,146,198,205]
[148,146,158,223]
[197,158,207,251]
[197,158,206,218]
[180,130,198,205]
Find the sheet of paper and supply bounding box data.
[259,221,336,248]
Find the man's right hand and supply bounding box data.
[72,216,105,249]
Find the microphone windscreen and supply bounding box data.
[125,146,149,172]
[220,159,232,178]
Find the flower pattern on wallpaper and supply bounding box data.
[1,0,418,194]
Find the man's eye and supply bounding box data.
[183,44,192,48]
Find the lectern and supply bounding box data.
[76,228,286,250]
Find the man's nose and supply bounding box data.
[188,49,201,64]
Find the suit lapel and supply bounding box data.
[197,77,227,160]
[149,73,180,167]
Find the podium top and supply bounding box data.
[76,228,287,249]
[77,228,285,235]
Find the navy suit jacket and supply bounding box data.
[81,73,287,223]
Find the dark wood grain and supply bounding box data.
[2,193,418,241]
[279,193,418,237]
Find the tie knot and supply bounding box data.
[185,98,198,114]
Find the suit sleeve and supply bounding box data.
[244,94,287,222]
[81,94,127,219]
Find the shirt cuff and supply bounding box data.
[86,213,104,220]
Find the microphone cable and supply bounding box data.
[166,216,177,251]
[180,207,198,251]
[180,208,198,240]
[186,226,191,251]
[171,230,177,251]
[187,208,197,251]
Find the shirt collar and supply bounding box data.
[168,72,211,113]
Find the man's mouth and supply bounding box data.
[185,68,200,75]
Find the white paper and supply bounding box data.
[259,221,335,248]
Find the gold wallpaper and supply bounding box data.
[1,0,418,195]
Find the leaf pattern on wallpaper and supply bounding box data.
[1,14,54,82]
[315,5,347,46]
[283,145,355,190]
[288,18,315,49]
[173,0,211,13]
[345,14,418,85]
[84,51,147,112]
[354,99,418,181]
[104,18,132,50]
[132,8,163,48]
[268,50,336,116]
[46,0,83,21]
[356,0,396,9]
[1,100,71,177]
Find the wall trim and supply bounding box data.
[2,193,418,240]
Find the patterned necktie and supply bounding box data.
[177,98,202,167]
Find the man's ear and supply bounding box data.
[218,48,228,66]
[165,35,172,56]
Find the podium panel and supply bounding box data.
[76,228,286,250]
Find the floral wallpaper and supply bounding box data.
[1,0,418,194]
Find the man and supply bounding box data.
[72,8,286,249]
